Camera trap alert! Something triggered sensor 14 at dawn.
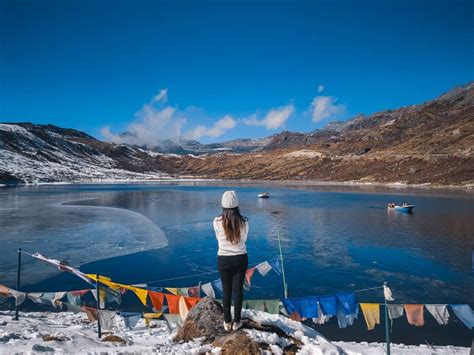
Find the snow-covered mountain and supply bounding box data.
[0,123,171,184]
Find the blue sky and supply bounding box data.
[1,0,473,144]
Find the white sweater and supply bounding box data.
[213,216,248,256]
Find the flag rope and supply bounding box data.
[20,249,384,294]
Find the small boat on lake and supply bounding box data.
[258,192,270,198]
[387,203,414,212]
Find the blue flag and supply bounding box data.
[270,257,282,275]
[212,279,223,295]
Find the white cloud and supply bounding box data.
[243,104,294,129]
[318,85,325,93]
[185,115,236,140]
[101,90,238,146]
[100,89,186,147]
[310,95,346,122]
[152,89,168,103]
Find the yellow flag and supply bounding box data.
[165,288,179,295]
[360,303,380,330]
[86,274,148,306]
[128,286,149,306]
[86,274,112,283]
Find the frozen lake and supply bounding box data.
[1,182,472,303]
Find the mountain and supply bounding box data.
[0,123,171,184]
[1,82,473,185]
[153,82,474,185]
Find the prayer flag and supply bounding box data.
[282,297,318,319]
[425,304,449,325]
[256,261,272,277]
[165,288,179,295]
[245,267,256,288]
[66,292,81,306]
[8,289,26,306]
[179,297,189,321]
[318,295,338,316]
[183,296,200,309]
[360,303,380,330]
[128,287,148,306]
[387,304,404,328]
[212,279,223,295]
[165,294,181,314]
[28,293,44,304]
[404,304,424,326]
[270,257,282,275]
[336,303,358,328]
[336,292,357,315]
[450,304,474,329]
[149,291,165,312]
[104,287,122,305]
[33,253,92,284]
[383,285,395,301]
[71,289,90,297]
[264,300,280,314]
[82,306,98,322]
[121,312,142,329]
[98,310,116,331]
[313,302,331,324]
[201,283,215,298]
[177,288,189,296]
[188,286,200,298]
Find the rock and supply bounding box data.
[211,331,260,354]
[174,297,306,354]
[102,334,127,344]
[174,297,227,342]
[42,334,69,342]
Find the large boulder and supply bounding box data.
[174,297,232,342]
[174,297,310,354]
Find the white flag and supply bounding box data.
[201,282,215,298]
[426,304,449,325]
[383,285,395,301]
[256,261,272,277]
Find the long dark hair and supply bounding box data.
[221,207,248,244]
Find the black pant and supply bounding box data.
[217,253,248,323]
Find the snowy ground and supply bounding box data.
[0,310,470,354]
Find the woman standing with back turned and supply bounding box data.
[213,190,249,331]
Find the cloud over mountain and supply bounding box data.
[243,104,294,130]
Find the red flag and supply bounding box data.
[245,267,256,287]
[149,291,165,311]
[165,294,181,314]
[183,296,200,309]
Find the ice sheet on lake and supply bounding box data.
[0,201,168,286]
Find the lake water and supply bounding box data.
[1,182,473,345]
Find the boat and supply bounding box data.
[258,192,270,198]
[387,203,415,212]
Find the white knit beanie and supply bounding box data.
[221,190,239,209]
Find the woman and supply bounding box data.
[213,190,249,331]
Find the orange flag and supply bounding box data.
[149,291,165,311]
[183,296,201,309]
[245,267,256,287]
[81,306,98,322]
[165,293,181,314]
[404,304,424,326]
